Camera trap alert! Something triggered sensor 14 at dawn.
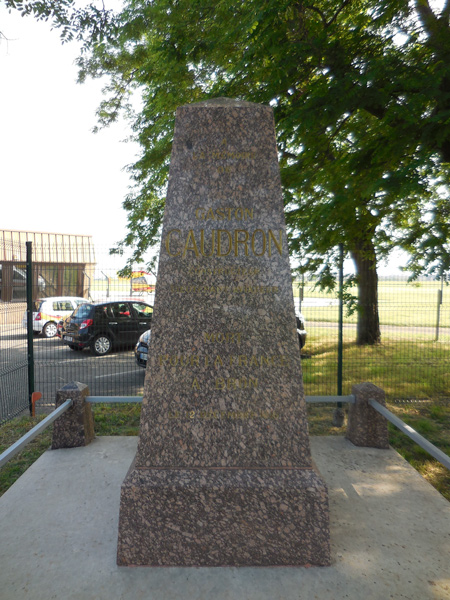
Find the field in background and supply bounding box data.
[291,278,450,399]
[294,278,449,331]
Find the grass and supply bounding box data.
[0,414,53,497]
[91,403,141,435]
[301,330,450,399]
[1,400,449,503]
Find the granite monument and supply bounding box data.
[117,98,330,566]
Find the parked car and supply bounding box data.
[297,312,307,349]
[62,300,153,356]
[22,296,89,338]
[135,328,151,368]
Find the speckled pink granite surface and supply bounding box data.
[117,98,330,566]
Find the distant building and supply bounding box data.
[0,230,96,302]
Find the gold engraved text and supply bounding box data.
[204,332,242,344]
[215,377,258,389]
[195,207,254,221]
[168,410,279,421]
[164,228,283,258]
[157,353,288,368]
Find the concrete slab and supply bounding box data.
[0,436,449,600]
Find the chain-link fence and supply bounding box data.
[0,302,29,423]
[1,244,449,422]
[295,276,450,401]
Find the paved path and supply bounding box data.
[0,436,449,599]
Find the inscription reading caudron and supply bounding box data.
[164,206,284,259]
[165,228,283,258]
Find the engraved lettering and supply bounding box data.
[268,229,283,256]
[200,229,216,257]
[166,228,283,258]
[217,230,232,256]
[234,229,249,256]
[182,230,200,258]
[165,229,181,257]
[204,332,242,343]
[251,229,266,256]
[194,207,255,221]
[215,377,259,390]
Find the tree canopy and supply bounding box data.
[7,0,450,343]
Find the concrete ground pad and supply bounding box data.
[0,436,449,600]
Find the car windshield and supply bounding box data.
[72,303,93,319]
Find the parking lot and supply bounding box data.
[0,325,146,414]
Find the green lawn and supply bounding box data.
[301,331,450,399]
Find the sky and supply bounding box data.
[0,3,136,256]
[0,3,410,277]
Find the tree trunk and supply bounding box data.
[350,239,381,345]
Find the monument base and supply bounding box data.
[117,462,331,567]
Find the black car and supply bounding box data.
[62,300,153,356]
[135,329,151,368]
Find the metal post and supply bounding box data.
[26,241,35,415]
[101,271,110,298]
[333,243,345,427]
[298,277,304,312]
[337,243,344,397]
[435,275,443,342]
[82,270,92,300]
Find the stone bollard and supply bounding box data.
[346,382,389,449]
[51,382,94,449]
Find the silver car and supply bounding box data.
[23,296,89,338]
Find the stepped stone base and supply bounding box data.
[117,462,330,567]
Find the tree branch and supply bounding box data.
[415,0,439,37]
[441,0,450,23]
[327,0,354,28]
[299,3,327,27]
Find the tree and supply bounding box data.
[9,0,450,343]
[3,0,115,47]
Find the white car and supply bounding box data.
[23,296,89,338]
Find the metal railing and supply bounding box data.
[0,398,73,469]
[83,395,357,404]
[305,395,355,404]
[1,394,449,474]
[369,398,450,470]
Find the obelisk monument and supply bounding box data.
[117,98,330,566]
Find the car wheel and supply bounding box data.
[43,322,57,338]
[91,334,112,356]
[68,344,82,352]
